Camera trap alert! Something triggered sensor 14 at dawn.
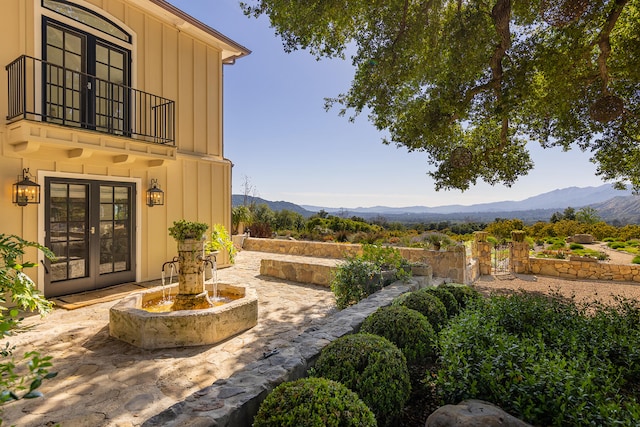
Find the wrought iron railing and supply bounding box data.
[6,55,175,145]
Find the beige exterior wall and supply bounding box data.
[0,0,247,293]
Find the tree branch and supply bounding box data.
[490,0,512,147]
[595,0,629,93]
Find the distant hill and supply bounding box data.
[231,195,315,217]
[233,184,640,224]
[301,184,632,215]
[591,195,640,224]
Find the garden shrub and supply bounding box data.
[331,246,412,309]
[361,244,410,274]
[423,287,460,317]
[436,292,640,426]
[438,283,481,310]
[0,234,57,410]
[633,256,640,264]
[253,377,377,427]
[396,288,447,331]
[331,258,380,309]
[312,333,411,427]
[360,305,436,364]
[569,243,584,250]
[609,241,627,250]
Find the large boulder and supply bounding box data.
[571,234,595,244]
[426,400,532,427]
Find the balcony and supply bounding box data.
[6,55,175,146]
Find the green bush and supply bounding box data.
[360,305,436,364]
[312,333,411,427]
[331,258,380,309]
[569,243,584,250]
[331,246,412,309]
[609,241,627,250]
[361,244,410,278]
[436,292,640,426]
[396,288,447,331]
[0,234,57,410]
[632,256,640,264]
[423,287,460,317]
[438,283,482,310]
[253,377,377,427]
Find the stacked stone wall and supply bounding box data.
[259,259,339,287]
[242,238,468,283]
[529,257,640,282]
[243,238,361,258]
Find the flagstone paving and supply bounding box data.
[2,250,337,427]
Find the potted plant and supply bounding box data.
[168,220,209,305]
[232,205,252,235]
[206,224,236,264]
[168,219,209,242]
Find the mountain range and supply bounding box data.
[232,184,640,224]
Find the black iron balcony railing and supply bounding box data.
[6,55,175,145]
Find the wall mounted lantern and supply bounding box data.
[13,168,40,206]
[146,179,164,207]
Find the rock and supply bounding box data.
[425,399,532,427]
[572,234,594,244]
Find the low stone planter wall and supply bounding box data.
[260,259,340,287]
[260,259,433,288]
[243,238,361,258]
[530,257,640,282]
[243,238,467,283]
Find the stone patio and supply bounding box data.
[1,250,340,427]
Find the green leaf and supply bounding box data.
[22,390,44,399]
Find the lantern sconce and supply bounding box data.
[146,178,164,207]
[13,168,40,206]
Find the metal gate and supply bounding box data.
[492,243,511,275]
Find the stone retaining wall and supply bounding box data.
[529,257,640,282]
[243,238,468,283]
[243,238,361,258]
[260,259,339,287]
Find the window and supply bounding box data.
[42,0,130,42]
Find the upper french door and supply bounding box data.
[43,19,130,134]
[44,178,136,298]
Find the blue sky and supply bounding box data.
[168,0,606,208]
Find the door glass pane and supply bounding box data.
[47,46,63,67]
[99,185,131,275]
[65,33,82,54]
[49,183,89,283]
[111,51,123,69]
[45,23,84,128]
[47,25,63,49]
[65,51,82,72]
[95,43,128,135]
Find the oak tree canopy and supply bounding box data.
[241,0,639,192]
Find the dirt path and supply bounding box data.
[475,269,640,307]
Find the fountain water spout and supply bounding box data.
[202,253,218,300]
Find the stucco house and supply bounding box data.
[1,0,249,297]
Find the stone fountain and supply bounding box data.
[109,221,258,349]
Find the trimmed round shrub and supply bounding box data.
[312,333,411,427]
[633,256,640,265]
[424,287,460,317]
[253,377,377,427]
[397,288,447,331]
[439,283,482,309]
[360,305,436,364]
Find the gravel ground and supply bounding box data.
[475,244,640,305]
